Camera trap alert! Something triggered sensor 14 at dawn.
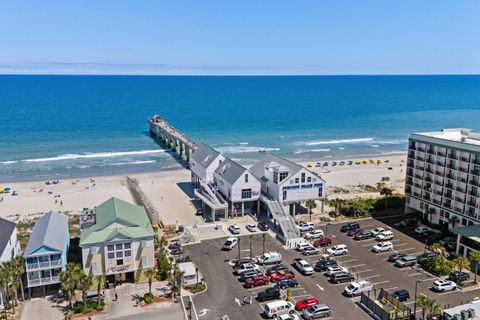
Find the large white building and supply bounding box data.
[250,154,326,216]
[0,217,19,264]
[405,128,480,229]
[190,143,225,187]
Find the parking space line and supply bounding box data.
[373,280,390,286]
[385,287,398,291]
[376,251,397,256]
[394,243,409,247]
[337,258,358,264]
[346,264,365,269]
[396,247,416,252]
[291,294,311,299]
[362,274,381,280]
[355,269,373,274]
[408,272,425,277]
[439,290,458,296]
[361,242,377,247]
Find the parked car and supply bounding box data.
[330,272,355,284]
[267,263,288,275]
[257,251,282,265]
[301,246,320,256]
[277,278,299,289]
[325,265,348,277]
[448,271,470,284]
[246,223,257,232]
[395,218,417,228]
[234,258,255,268]
[239,269,263,282]
[353,231,373,241]
[392,289,410,302]
[424,231,444,244]
[270,270,296,282]
[278,315,299,320]
[346,227,362,237]
[376,230,394,241]
[296,242,312,251]
[371,227,386,237]
[301,304,331,319]
[228,225,241,234]
[432,279,457,292]
[244,275,270,288]
[371,241,393,253]
[256,287,281,302]
[414,226,432,235]
[264,300,295,319]
[340,222,360,232]
[235,263,260,275]
[293,258,314,275]
[305,229,324,239]
[313,237,332,247]
[439,237,456,250]
[327,244,348,256]
[298,222,315,232]
[343,280,373,297]
[295,297,319,311]
[223,237,238,250]
[258,222,269,231]
[394,256,417,268]
[417,252,435,263]
[314,259,337,272]
[388,252,406,262]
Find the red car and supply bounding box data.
[313,237,332,247]
[295,297,319,311]
[244,275,270,288]
[270,270,296,282]
[347,227,363,236]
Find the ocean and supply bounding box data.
[1,75,480,182]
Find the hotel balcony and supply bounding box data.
[468,201,477,207]
[26,259,62,271]
[473,158,480,165]
[460,156,470,162]
[28,276,60,287]
[448,153,458,160]
[472,169,480,176]
[437,151,446,157]
[447,163,457,170]
[426,158,435,165]
[432,199,442,205]
[471,180,480,187]
[417,147,426,152]
[458,166,469,173]
[454,207,464,214]
[427,148,436,154]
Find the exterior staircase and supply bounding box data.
[260,195,300,240]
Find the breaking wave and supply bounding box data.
[216,146,280,154]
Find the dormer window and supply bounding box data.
[245,174,248,183]
[279,172,288,182]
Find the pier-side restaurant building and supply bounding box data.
[250,154,327,216]
[80,198,155,283]
[190,143,225,187]
[24,211,69,295]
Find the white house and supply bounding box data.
[0,217,19,264]
[190,143,225,187]
[250,154,326,216]
[213,158,261,216]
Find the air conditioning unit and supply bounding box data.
[467,308,475,318]
[452,314,460,320]
[460,309,468,320]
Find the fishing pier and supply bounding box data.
[148,115,197,161]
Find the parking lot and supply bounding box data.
[185,217,480,319]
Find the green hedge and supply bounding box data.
[420,257,453,276]
[144,293,153,304]
[73,300,106,314]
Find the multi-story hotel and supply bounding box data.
[24,211,69,294]
[80,197,155,283]
[405,128,480,230]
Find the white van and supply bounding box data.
[264,300,295,318]
[223,237,238,250]
[257,251,282,265]
[376,230,394,241]
[343,280,373,297]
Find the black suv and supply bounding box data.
[314,259,337,272]
[258,222,269,231]
[266,263,288,275]
[448,271,470,284]
[392,289,410,302]
[341,222,360,232]
[330,272,355,284]
[417,252,435,264]
[256,287,281,302]
[353,231,373,241]
[388,252,406,262]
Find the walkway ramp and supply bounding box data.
[194,181,228,211]
[260,195,300,240]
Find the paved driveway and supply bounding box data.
[21,296,66,320]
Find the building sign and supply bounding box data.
[282,183,323,191]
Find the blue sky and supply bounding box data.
[0,1,479,75]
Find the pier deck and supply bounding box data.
[148,114,197,161]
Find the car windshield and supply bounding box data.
[346,284,355,290]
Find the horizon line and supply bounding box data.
[1,73,480,77]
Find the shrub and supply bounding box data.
[96,305,104,311]
[73,303,84,314]
[82,307,93,314]
[144,296,153,304]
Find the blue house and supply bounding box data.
[24,211,69,293]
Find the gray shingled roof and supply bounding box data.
[214,158,248,185]
[249,154,303,181]
[0,218,16,257]
[24,211,68,256]
[190,143,221,169]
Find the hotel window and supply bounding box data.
[116,251,123,258]
[141,240,147,248]
[462,218,467,226]
[116,244,123,250]
[279,172,288,182]
[124,243,131,249]
[125,250,131,257]
[245,174,248,183]
[241,189,252,199]
[318,187,323,197]
[108,252,115,259]
[283,190,287,201]
[295,178,299,184]
[116,259,123,266]
[107,245,114,251]
[141,256,147,266]
[273,172,278,184]
[307,177,311,183]
[91,263,97,275]
[301,173,305,183]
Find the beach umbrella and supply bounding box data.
[348,161,353,165]
[331,161,337,166]
[339,161,345,166]
[4,187,11,191]
[0,188,3,193]
[323,162,329,166]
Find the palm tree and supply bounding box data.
[12,256,25,302]
[379,187,393,210]
[469,250,480,283]
[60,263,82,310]
[248,235,254,259]
[305,200,317,222]
[173,265,184,297]
[262,233,267,255]
[0,263,11,318]
[431,243,447,272]
[77,273,93,309]
[416,295,435,320]
[94,274,105,306]
[144,269,156,295]
[2,261,16,314]
[453,256,470,273]
[331,198,344,220]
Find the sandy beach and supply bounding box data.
[0,154,406,223]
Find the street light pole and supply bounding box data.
[413,280,421,319]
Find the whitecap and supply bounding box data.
[304,137,374,146]
[216,146,280,154]
[17,149,165,163]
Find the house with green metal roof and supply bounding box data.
[451,224,480,257]
[80,197,155,282]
